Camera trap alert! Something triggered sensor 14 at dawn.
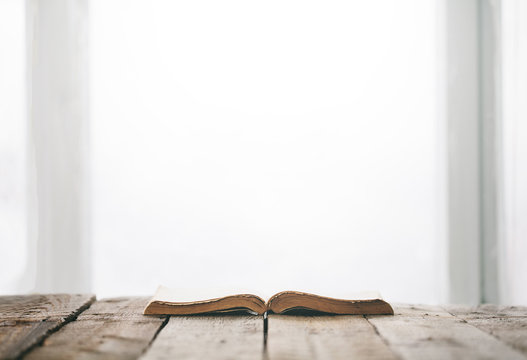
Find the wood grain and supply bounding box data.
[23,297,166,360]
[6,295,527,360]
[141,314,263,360]
[267,314,398,359]
[367,304,527,360]
[446,304,527,356]
[0,294,95,360]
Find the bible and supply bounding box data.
[143,286,394,316]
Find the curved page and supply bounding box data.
[143,286,267,315]
[266,291,394,315]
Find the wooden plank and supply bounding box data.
[266,314,398,360]
[446,304,527,356]
[141,314,263,360]
[24,297,166,360]
[367,304,527,360]
[0,294,95,360]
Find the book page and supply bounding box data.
[151,285,267,303]
[270,288,385,301]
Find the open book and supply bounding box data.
[143,286,394,315]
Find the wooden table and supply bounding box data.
[1,295,527,359]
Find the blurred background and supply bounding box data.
[0,0,525,304]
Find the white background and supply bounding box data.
[9,0,526,304]
[91,0,442,302]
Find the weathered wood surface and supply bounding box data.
[267,314,398,360]
[4,296,527,360]
[446,304,527,356]
[367,304,527,360]
[24,297,166,360]
[0,294,95,360]
[141,315,263,360]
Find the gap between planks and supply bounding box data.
[140,315,169,357]
[16,297,95,359]
[366,304,527,360]
[266,313,398,360]
[5,298,525,360]
[142,312,397,360]
[141,313,264,360]
[363,314,399,358]
[443,304,527,356]
[0,294,96,360]
[23,297,167,360]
